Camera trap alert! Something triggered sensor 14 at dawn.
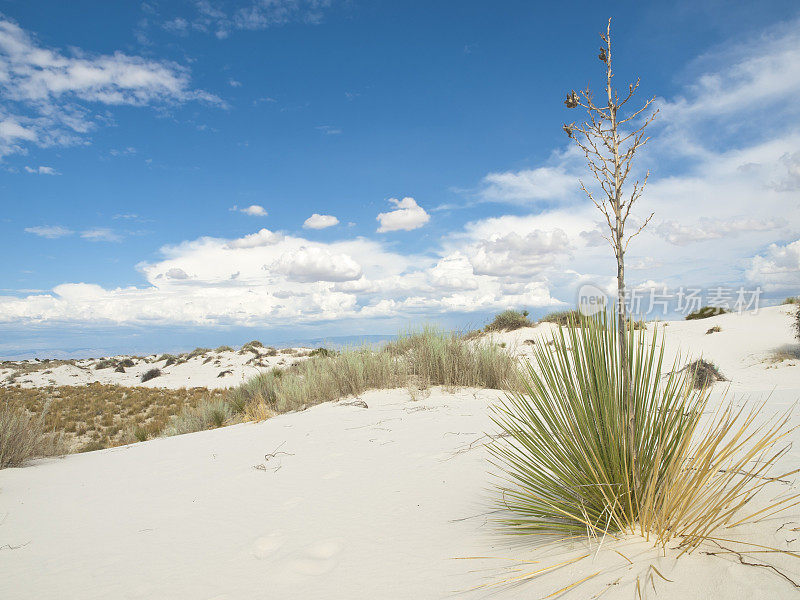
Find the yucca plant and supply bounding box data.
[490,310,798,553]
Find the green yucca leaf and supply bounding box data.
[489,310,706,536]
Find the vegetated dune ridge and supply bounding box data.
[0,306,798,599]
[0,344,313,390]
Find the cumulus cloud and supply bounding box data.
[271,247,362,282]
[746,239,800,291]
[0,16,220,157]
[237,204,268,217]
[24,225,73,238]
[303,213,339,229]
[376,197,430,232]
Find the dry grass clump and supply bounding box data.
[187,347,211,359]
[0,400,67,468]
[686,305,729,320]
[485,310,532,332]
[706,325,722,334]
[489,311,797,563]
[1,384,225,452]
[215,345,234,353]
[782,296,799,305]
[230,327,520,417]
[683,359,727,389]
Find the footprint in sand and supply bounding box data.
[252,533,284,559]
[289,540,341,575]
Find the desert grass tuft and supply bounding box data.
[0,400,67,468]
[231,326,520,418]
[489,311,798,556]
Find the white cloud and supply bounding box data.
[478,165,578,205]
[656,217,779,246]
[80,228,122,242]
[746,239,800,291]
[271,246,362,282]
[0,16,220,157]
[24,225,73,238]
[228,79,242,87]
[303,213,339,229]
[24,165,58,175]
[167,0,333,39]
[376,197,430,232]
[237,204,268,217]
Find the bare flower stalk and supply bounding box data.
[563,18,658,496]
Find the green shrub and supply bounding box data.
[539,309,582,326]
[215,345,234,353]
[239,340,264,354]
[119,358,135,367]
[309,347,336,358]
[685,306,729,320]
[158,354,177,366]
[793,305,800,342]
[94,359,116,370]
[782,296,799,305]
[187,347,211,359]
[485,310,532,331]
[141,368,161,383]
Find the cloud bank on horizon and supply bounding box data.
[1,6,798,332]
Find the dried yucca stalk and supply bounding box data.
[490,311,798,552]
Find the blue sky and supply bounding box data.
[1,1,799,358]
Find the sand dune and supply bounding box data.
[0,306,798,599]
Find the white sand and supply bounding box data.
[0,345,312,390]
[0,306,798,599]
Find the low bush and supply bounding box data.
[119,358,135,368]
[782,296,799,305]
[685,306,729,320]
[1,401,67,468]
[309,347,336,358]
[94,359,116,370]
[794,305,800,342]
[141,368,161,383]
[187,347,211,359]
[239,340,264,354]
[485,310,532,332]
[538,309,582,326]
[215,345,234,353]
[114,365,125,373]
